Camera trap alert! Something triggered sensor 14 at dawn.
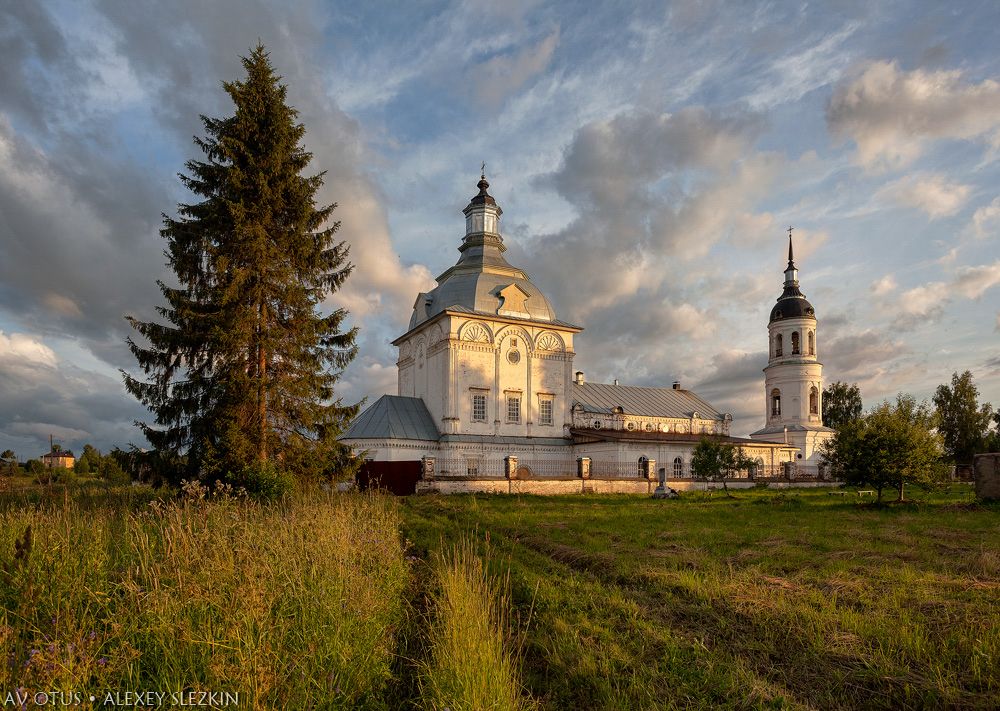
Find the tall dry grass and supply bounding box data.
[0,487,408,709]
[420,538,534,711]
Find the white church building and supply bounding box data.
[341,175,832,494]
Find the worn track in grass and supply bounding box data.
[402,488,1000,710]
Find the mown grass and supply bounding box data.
[403,486,1000,710]
[0,486,408,709]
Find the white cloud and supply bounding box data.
[828,60,1000,170]
[953,261,1000,299]
[470,29,560,107]
[748,22,861,108]
[972,196,1000,238]
[0,331,57,367]
[876,174,971,218]
[870,274,897,296]
[898,281,949,318]
[891,260,1000,327]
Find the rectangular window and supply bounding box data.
[507,394,521,423]
[539,398,553,426]
[472,393,487,422]
[467,459,479,476]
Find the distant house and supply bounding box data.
[40,450,75,469]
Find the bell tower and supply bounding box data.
[750,233,834,472]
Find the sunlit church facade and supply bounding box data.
[341,176,832,494]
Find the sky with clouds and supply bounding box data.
[2,0,999,457]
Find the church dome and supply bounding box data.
[408,175,557,330]
[769,285,815,323]
[769,234,815,323]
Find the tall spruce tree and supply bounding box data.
[124,45,358,485]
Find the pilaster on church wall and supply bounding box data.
[454,316,498,436]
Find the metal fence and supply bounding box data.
[514,459,574,478]
[429,457,823,482]
[435,458,504,478]
[591,460,647,479]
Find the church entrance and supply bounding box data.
[357,460,421,495]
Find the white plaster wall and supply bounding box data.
[343,439,438,461]
[764,315,824,427]
[444,316,576,438]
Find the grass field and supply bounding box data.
[0,484,408,709]
[1,483,997,709]
[403,487,1000,710]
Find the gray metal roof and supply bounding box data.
[407,178,561,330]
[573,382,725,420]
[442,305,581,330]
[340,395,439,441]
[750,423,835,436]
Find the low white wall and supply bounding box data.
[418,477,839,495]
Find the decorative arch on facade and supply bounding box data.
[458,320,494,344]
[534,331,565,352]
[416,337,426,368]
[399,341,413,360]
[494,325,534,353]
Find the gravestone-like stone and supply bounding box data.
[973,453,1000,501]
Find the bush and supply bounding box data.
[98,456,130,485]
[228,461,294,501]
[32,465,74,486]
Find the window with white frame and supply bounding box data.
[471,392,487,422]
[506,393,521,423]
[673,457,683,477]
[539,397,553,426]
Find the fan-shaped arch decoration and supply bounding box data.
[460,322,492,343]
[536,332,563,352]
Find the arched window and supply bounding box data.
[638,456,648,478]
[771,389,781,417]
[810,386,819,415]
[755,457,765,478]
[673,457,683,477]
[791,331,800,355]
[774,333,783,357]
[808,331,815,355]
